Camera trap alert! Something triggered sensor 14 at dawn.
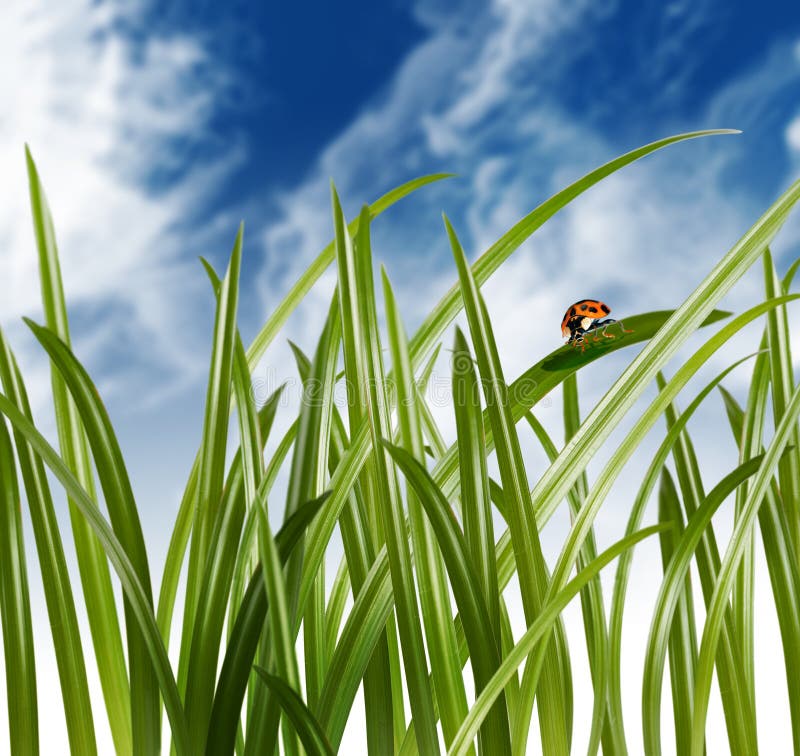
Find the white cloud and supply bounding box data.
[0,0,241,417]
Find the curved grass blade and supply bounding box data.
[691,382,800,753]
[383,269,469,749]
[26,145,127,755]
[448,524,668,755]
[0,329,96,755]
[385,440,512,755]
[642,454,767,754]
[205,494,328,756]
[720,385,800,751]
[606,351,760,748]
[446,215,569,753]
[0,417,38,754]
[0,394,190,754]
[254,668,334,756]
[24,319,161,753]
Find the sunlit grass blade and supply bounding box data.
[26,145,128,755]
[334,194,438,752]
[383,268,469,749]
[253,668,335,756]
[0,393,190,754]
[178,226,243,741]
[384,440,512,755]
[719,384,800,751]
[763,249,800,548]
[0,328,96,755]
[446,214,570,753]
[206,494,329,756]
[324,557,350,661]
[642,453,766,755]
[449,524,668,755]
[0,417,38,754]
[691,380,800,753]
[656,468,698,756]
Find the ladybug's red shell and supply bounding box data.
[561,299,611,337]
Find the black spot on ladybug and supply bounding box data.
[587,306,598,314]
[570,307,577,316]
[600,304,610,314]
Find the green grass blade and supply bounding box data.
[0,418,38,754]
[446,215,570,753]
[385,440,512,755]
[561,373,615,756]
[642,454,766,755]
[24,319,161,753]
[764,249,800,548]
[339,195,438,752]
[655,468,698,756]
[245,173,452,372]
[324,557,351,661]
[0,329,96,755]
[383,269,469,749]
[205,494,328,756]
[26,145,127,756]
[606,352,758,749]
[253,668,335,756]
[0,393,190,754]
[449,524,668,755]
[691,381,800,753]
[408,131,736,368]
[452,328,500,638]
[720,385,800,750]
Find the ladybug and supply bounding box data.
[561,299,632,352]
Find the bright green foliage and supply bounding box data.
[2,132,800,756]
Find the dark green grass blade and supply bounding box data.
[334,194,437,752]
[691,382,800,753]
[0,329,95,755]
[606,352,759,748]
[0,418,38,754]
[408,131,736,369]
[385,440,512,755]
[26,145,126,755]
[0,394,190,754]
[643,454,767,755]
[446,215,569,753]
[383,269,469,750]
[24,319,161,753]
[449,524,668,754]
[205,494,328,756]
[254,668,335,756]
[656,469,698,756]
[720,385,800,751]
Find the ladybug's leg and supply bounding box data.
[617,319,634,335]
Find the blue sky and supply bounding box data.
[3,0,800,751]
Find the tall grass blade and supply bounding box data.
[0,417,38,754]
[26,145,127,755]
[383,269,469,749]
[446,215,570,753]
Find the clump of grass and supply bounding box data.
[1,129,799,755]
